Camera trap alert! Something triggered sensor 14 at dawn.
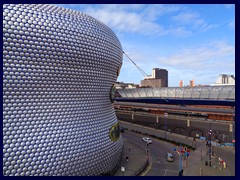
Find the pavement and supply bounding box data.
[185,140,234,176]
[114,138,149,176]
[114,121,235,176]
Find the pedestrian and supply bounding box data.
[128,145,131,152]
[126,155,129,162]
[219,140,222,146]
[157,156,160,164]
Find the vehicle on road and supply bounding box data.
[165,153,174,162]
[142,137,152,144]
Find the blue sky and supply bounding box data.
[55,4,235,87]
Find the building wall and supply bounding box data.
[141,68,168,88]
[115,82,139,89]
[3,4,123,176]
[215,74,235,85]
[141,79,162,88]
[153,68,168,87]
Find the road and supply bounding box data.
[121,121,235,176]
[122,130,180,176]
[117,111,234,143]
[211,146,235,175]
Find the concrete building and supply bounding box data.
[115,82,139,89]
[214,74,235,85]
[141,79,162,88]
[141,68,168,88]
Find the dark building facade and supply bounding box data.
[153,68,168,87]
[141,68,168,88]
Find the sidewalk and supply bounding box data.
[186,141,232,176]
[114,138,149,176]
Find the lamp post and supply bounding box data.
[131,113,134,124]
[208,120,212,167]
[232,114,235,151]
[179,143,183,176]
[164,113,168,140]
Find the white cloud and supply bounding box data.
[140,5,181,21]
[168,27,192,37]
[158,41,235,71]
[83,4,186,37]
[172,12,218,32]
[163,44,235,86]
[172,12,200,24]
[101,4,144,11]
[84,6,164,36]
[56,4,220,38]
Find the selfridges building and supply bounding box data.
[3,4,123,176]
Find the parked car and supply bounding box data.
[142,137,152,144]
[120,127,125,133]
[165,153,174,162]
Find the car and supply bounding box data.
[142,137,152,144]
[165,153,174,162]
[120,127,125,133]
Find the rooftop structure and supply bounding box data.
[117,85,235,100]
[211,74,235,86]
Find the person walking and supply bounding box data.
[157,156,160,165]
[126,155,129,162]
[206,141,209,148]
[128,145,131,152]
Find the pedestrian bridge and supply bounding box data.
[117,85,235,100]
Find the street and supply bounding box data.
[120,121,235,176]
[123,130,182,176]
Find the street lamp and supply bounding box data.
[208,120,212,167]
[178,142,183,176]
[232,114,235,151]
[164,113,168,140]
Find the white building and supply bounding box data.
[115,82,139,89]
[211,74,235,86]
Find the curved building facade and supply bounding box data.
[3,4,123,176]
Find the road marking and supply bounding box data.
[163,169,179,173]
[163,169,178,176]
[162,169,178,176]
